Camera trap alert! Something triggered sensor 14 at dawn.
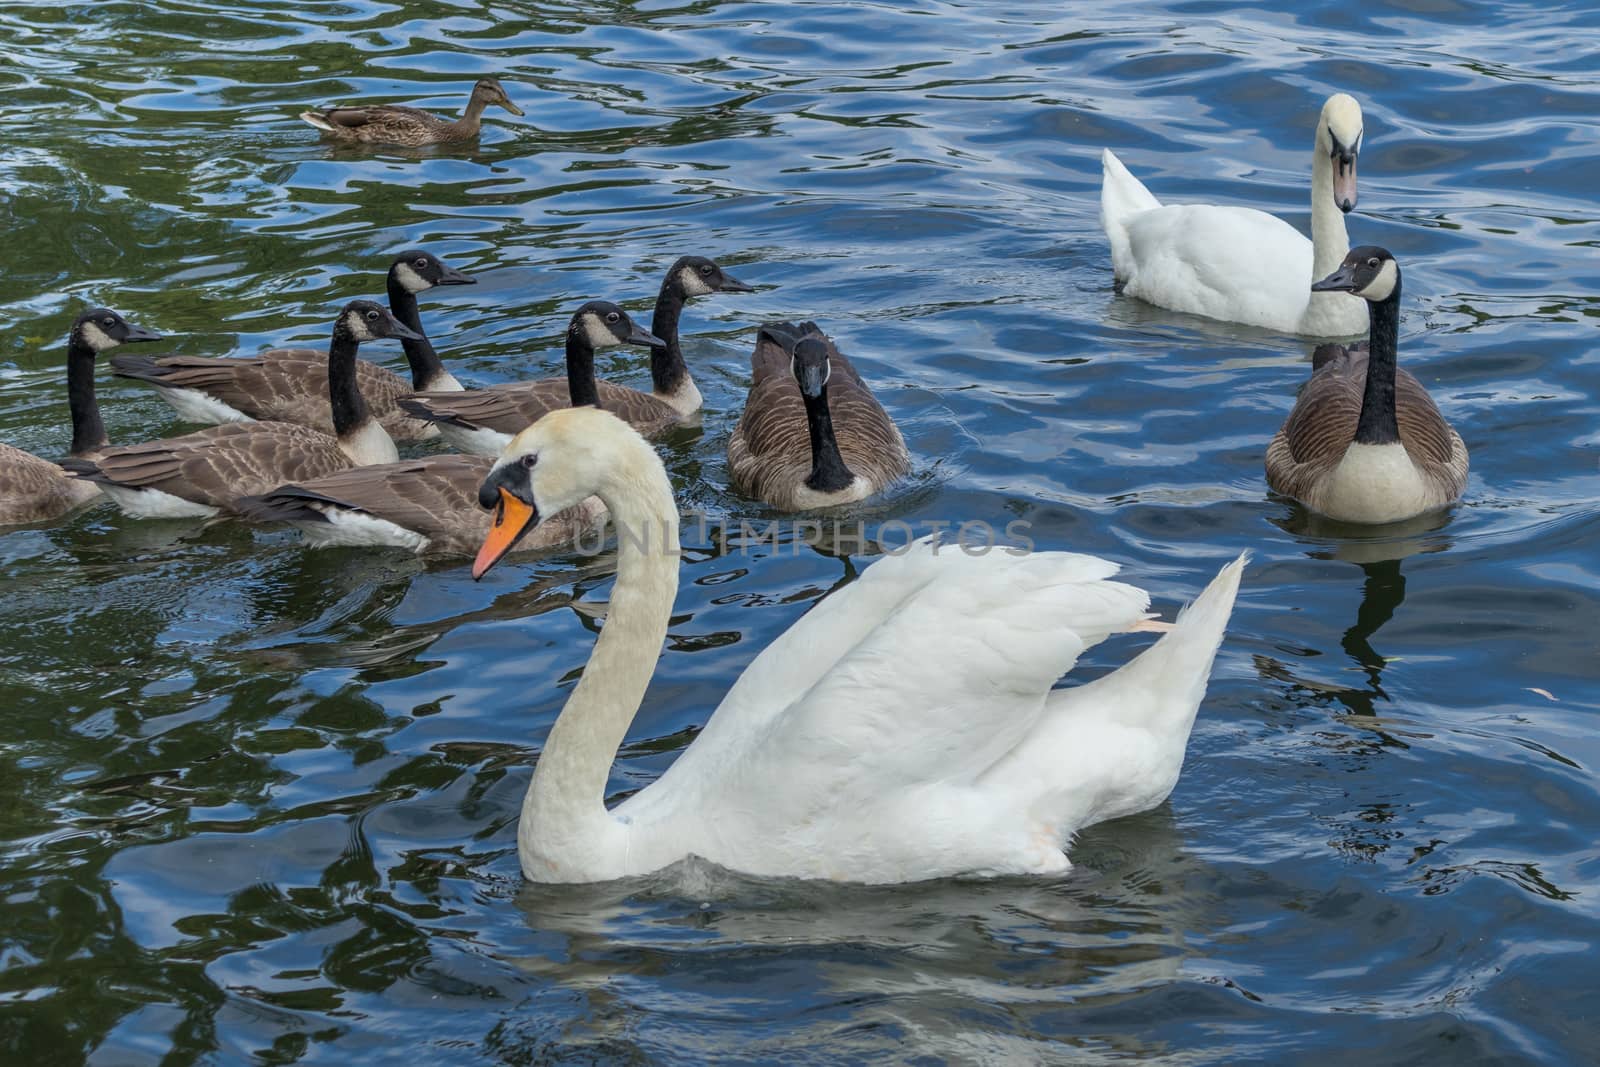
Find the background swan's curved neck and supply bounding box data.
[522,456,680,859]
[1309,141,1349,279]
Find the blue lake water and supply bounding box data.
[1,0,1597,1061]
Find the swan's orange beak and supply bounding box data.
[473,488,537,580]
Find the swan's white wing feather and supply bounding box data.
[711,549,1148,807]
[1121,204,1317,331]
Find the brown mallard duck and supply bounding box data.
[299,78,524,146]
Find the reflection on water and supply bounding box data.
[1,0,1598,1062]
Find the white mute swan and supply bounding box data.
[1101,93,1368,337]
[469,407,1247,884]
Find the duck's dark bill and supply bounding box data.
[473,488,538,579]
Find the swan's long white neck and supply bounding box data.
[518,451,680,877]
[1309,139,1350,280]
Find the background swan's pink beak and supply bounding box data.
[1333,158,1358,212]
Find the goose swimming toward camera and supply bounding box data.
[64,302,417,520]
[0,309,161,526]
[401,256,751,455]
[109,251,473,442]
[1101,93,1368,337]
[300,78,524,147]
[1266,247,1467,523]
[468,406,1246,884]
[726,321,909,510]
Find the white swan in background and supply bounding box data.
[1101,93,1368,337]
[469,407,1246,884]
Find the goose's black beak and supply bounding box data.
[628,323,666,348]
[437,264,476,286]
[122,324,162,344]
[1311,264,1360,293]
[717,274,755,294]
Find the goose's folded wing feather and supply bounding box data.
[70,423,350,507]
[406,379,676,435]
[246,454,492,531]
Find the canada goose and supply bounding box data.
[108,250,473,442]
[1265,247,1468,523]
[63,301,419,519]
[0,309,161,526]
[299,78,524,147]
[1101,93,1368,336]
[235,454,606,557]
[400,256,751,455]
[467,406,1245,883]
[726,321,909,510]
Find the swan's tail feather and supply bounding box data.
[1093,551,1246,734]
[299,110,336,133]
[1100,148,1161,281]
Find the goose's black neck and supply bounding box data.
[1354,280,1402,446]
[802,386,854,493]
[385,274,447,390]
[565,330,601,409]
[327,324,372,437]
[649,277,688,396]
[65,333,107,457]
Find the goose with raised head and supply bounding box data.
[726,321,909,510]
[235,453,606,557]
[300,78,524,147]
[401,256,751,455]
[468,406,1246,884]
[109,250,474,441]
[0,309,161,526]
[1266,247,1467,523]
[63,301,418,520]
[1101,93,1368,337]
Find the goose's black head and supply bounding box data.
[72,308,161,353]
[568,300,663,350]
[1311,246,1399,303]
[472,77,524,117]
[669,255,755,299]
[790,338,834,400]
[338,299,425,342]
[390,250,476,293]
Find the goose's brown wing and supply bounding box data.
[404,378,679,437]
[111,349,428,440]
[65,422,352,509]
[240,454,603,556]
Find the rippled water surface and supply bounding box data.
[2,0,1598,1061]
